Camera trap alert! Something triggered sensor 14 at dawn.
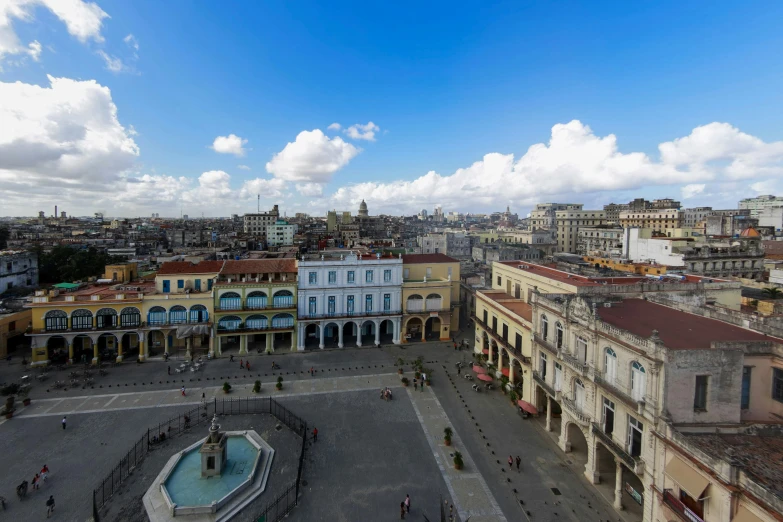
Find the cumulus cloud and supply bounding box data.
[344,121,380,141]
[327,123,341,131]
[240,177,287,199]
[265,129,360,182]
[295,182,324,197]
[681,184,706,199]
[327,120,783,214]
[211,134,247,156]
[0,0,108,65]
[750,180,777,194]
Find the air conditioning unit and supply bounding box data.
[603,302,612,308]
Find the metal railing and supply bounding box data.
[560,351,589,375]
[216,323,295,333]
[298,309,402,320]
[532,332,559,355]
[591,423,637,470]
[216,302,296,312]
[561,396,590,426]
[532,370,556,398]
[662,489,705,522]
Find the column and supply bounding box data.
[185,337,192,359]
[545,396,552,432]
[356,321,363,347]
[488,343,494,365]
[291,327,297,351]
[509,362,515,386]
[67,342,74,364]
[239,334,248,355]
[165,333,172,356]
[92,342,99,365]
[216,336,223,356]
[319,322,325,349]
[265,333,273,353]
[208,335,215,358]
[584,441,600,484]
[296,324,305,350]
[392,318,401,345]
[116,341,124,363]
[614,460,624,510]
[374,321,381,346]
[420,324,425,342]
[338,323,344,348]
[138,338,146,362]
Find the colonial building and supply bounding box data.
[296,252,402,350]
[619,209,684,236]
[401,254,460,342]
[555,208,606,253]
[213,259,298,355]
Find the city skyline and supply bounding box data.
[2,1,783,217]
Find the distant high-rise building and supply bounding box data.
[739,194,783,217]
[244,204,280,238]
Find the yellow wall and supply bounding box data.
[403,259,461,335]
[104,262,138,282]
[583,256,669,275]
[156,272,218,293]
[0,309,31,357]
[741,354,783,422]
[492,262,578,303]
[30,301,141,331]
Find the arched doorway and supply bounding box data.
[405,317,423,342]
[304,324,320,350]
[121,332,140,360]
[189,304,208,323]
[424,316,441,341]
[360,320,376,345]
[498,348,509,378]
[342,321,358,345]
[379,319,394,344]
[563,422,589,466]
[323,322,340,348]
[147,330,165,357]
[96,308,118,329]
[46,336,68,364]
[271,313,294,350]
[97,333,118,361]
[71,334,92,364]
[511,357,524,389]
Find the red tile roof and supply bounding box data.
[402,253,459,264]
[157,260,225,275]
[220,259,297,274]
[497,261,647,287]
[598,299,775,350]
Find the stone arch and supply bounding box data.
[96,332,119,359]
[405,316,423,341]
[189,304,208,323]
[120,331,140,359]
[148,306,167,325]
[360,319,376,345]
[304,323,320,349]
[323,322,340,347]
[169,305,187,324]
[379,319,394,344]
[71,308,93,330]
[342,320,359,344]
[510,356,524,387]
[563,420,589,455]
[147,330,166,357]
[424,315,441,341]
[46,335,68,363]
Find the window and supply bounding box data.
[384,269,392,282]
[45,310,68,331]
[773,369,783,403]
[448,266,452,278]
[604,348,617,384]
[693,375,709,411]
[307,297,317,316]
[8,321,15,331]
[502,324,508,341]
[208,279,213,291]
[555,322,564,349]
[483,310,488,324]
[741,367,751,409]
[602,397,615,435]
[162,280,170,293]
[497,276,501,286]
[631,362,646,402]
[220,292,241,310]
[574,378,585,411]
[309,272,317,284]
[541,315,549,340]
[575,336,587,361]
[96,308,118,328]
[403,268,410,279]
[384,293,391,311]
[328,296,336,315]
[195,279,201,291]
[539,352,547,379]
[554,362,562,391]
[347,295,355,314]
[177,279,184,289]
[328,271,337,284]
[71,309,93,330]
[366,270,374,283]
[169,306,187,324]
[347,270,355,283]
[426,267,432,278]
[365,295,373,312]
[627,415,643,457]
[515,333,522,351]
[492,316,497,333]
[120,307,141,327]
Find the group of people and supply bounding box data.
[399,494,411,519]
[380,387,393,401]
[16,465,55,517]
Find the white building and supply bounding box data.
[0,250,38,292]
[622,228,685,266]
[296,252,403,350]
[266,219,296,247]
[739,194,783,218]
[758,207,783,232]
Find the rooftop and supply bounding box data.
[479,290,533,322]
[157,260,225,275]
[220,259,297,275]
[402,253,459,264]
[597,299,774,350]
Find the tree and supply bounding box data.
[35,245,125,284]
[762,287,782,300]
[0,226,8,249]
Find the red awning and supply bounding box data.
[481,348,489,354]
[517,400,537,415]
[477,373,493,382]
[501,368,510,377]
[472,365,487,374]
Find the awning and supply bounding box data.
[501,368,510,377]
[664,455,710,500]
[517,400,537,415]
[477,373,493,382]
[175,324,211,339]
[472,365,487,374]
[481,348,489,354]
[733,505,764,522]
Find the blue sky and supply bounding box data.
[1,0,782,217]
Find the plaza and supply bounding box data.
[0,337,626,522]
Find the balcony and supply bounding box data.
[216,323,294,334]
[215,302,296,312]
[594,373,642,409]
[591,423,645,474]
[532,370,557,398]
[532,332,559,355]
[297,309,402,320]
[472,315,532,364]
[662,489,704,522]
[561,351,589,376]
[561,396,590,426]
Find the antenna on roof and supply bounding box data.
[257,194,260,213]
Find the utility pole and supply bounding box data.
[257,194,260,213]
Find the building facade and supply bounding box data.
[739,195,783,218]
[296,253,402,350]
[401,254,460,342]
[243,205,280,238]
[576,226,624,257]
[0,250,38,292]
[555,209,606,253]
[266,220,296,247]
[619,209,684,235]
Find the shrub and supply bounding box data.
[253,380,261,393]
[453,451,464,470]
[401,377,409,386]
[1,383,19,396]
[509,390,519,404]
[222,382,232,393]
[444,426,453,446]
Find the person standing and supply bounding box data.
[404,494,410,513]
[240,359,244,369]
[41,465,49,482]
[508,455,514,470]
[400,501,406,519]
[516,455,521,470]
[246,361,250,371]
[46,495,55,517]
[312,427,318,442]
[32,474,39,490]
[61,416,66,430]
[229,354,234,362]
[167,365,171,375]
[181,386,186,396]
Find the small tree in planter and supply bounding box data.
[500,375,510,394]
[252,380,261,393]
[414,370,421,380]
[444,426,453,446]
[453,451,464,470]
[509,390,519,405]
[223,382,232,394]
[397,357,405,374]
[401,377,409,387]
[276,376,283,391]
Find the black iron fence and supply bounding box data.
[92,396,309,522]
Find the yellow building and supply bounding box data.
[583,256,669,275]
[619,209,683,235]
[103,262,138,283]
[213,259,298,355]
[473,290,534,404]
[1,308,31,359]
[401,254,460,342]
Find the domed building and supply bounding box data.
[358,199,369,217]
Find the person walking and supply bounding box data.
[413,378,417,391]
[310,367,314,376]
[508,455,514,470]
[32,474,39,490]
[240,359,244,369]
[167,365,171,375]
[246,361,250,371]
[229,354,234,362]
[41,465,49,482]
[400,501,406,519]
[312,427,318,442]
[404,494,410,513]
[181,386,186,396]
[516,455,521,471]
[46,495,55,517]
[61,416,66,430]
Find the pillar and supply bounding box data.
[291,327,297,351]
[116,340,124,363]
[357,323,363,347]
[508,362,515,386]
[216,336,223,356]
[138,338,146,361]
[420,324,425,342]
[614,460,624,510]
[488,343,494,365]
[584,442,600,484]
[186,337,192,359]
[239,335,247,355]
[92,342,99,365]
[338,323,344,348]
[165,333,172,356]
[374,321,381,346]
[296,324,305,350]
[392,318,401,345]
[545,395,552,432]
[208,335,215,357]
[319,322,325,349]
[265,333,273,353]
[67,342,74,364]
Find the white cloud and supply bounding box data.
[211,134,247,157]
[327,120,783,214]
[97,50,131,73]
[344,121,380,141]
[750,180,777,194]
[265,129,360,183]
[237,164,250,170]
[182,170,233,202]
[295,182,324,197]
[0,0,108,66]
[327,123,341,131]
[240,177,287,199]
[681,183,706,199]
[123,33,138,51]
